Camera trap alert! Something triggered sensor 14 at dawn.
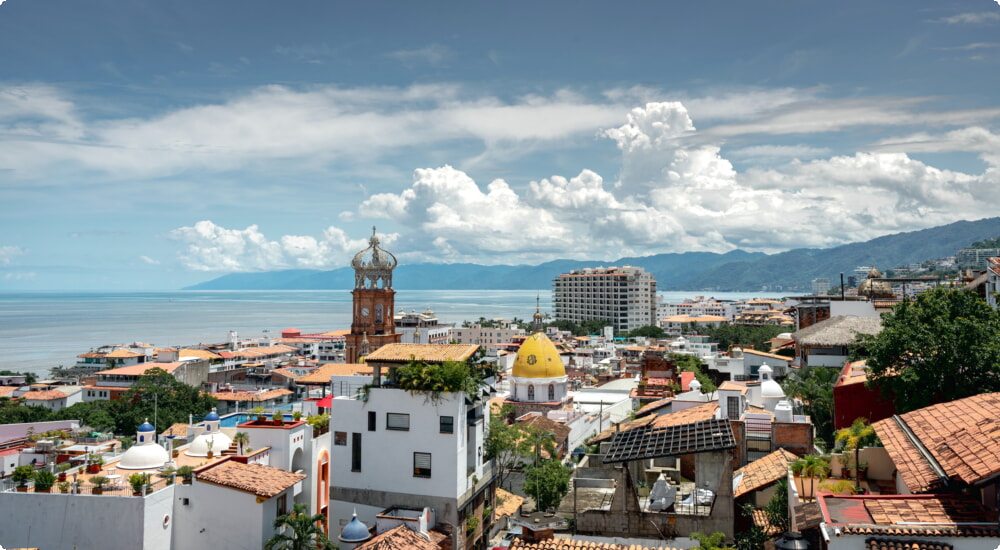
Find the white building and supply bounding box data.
[326,344,493,550]
[448,323,525,348]
[552,266,657,332]
[394,307,453,344]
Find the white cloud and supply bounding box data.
[168,220,373,272]
[139,255,160,265]
[0,245,25,265]
[387,44,451,68]
[934,12,1000,24]
[727,145,832,163]
[4,272,35,281]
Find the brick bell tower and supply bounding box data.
[345,227,401,364]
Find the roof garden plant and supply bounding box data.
[33,469,56,492]
[396,359,483,400]
[12,465,34,488]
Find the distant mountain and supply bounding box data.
[184,217,1000,292]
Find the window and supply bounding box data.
[351,433,362,472]
[527,385,535,400]
[386,413,410,431]
[548,384,555,401]
[368,411,376,432]
[276,494,287,517]
[334,431,347,446]
[727,396,740,420]
[413,452,431,477]
[440,416,454,434]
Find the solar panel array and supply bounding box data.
[603,418,737,463]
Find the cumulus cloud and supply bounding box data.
[334,102,1000,262]
[934,12,1000,24]
[167,220,374,272]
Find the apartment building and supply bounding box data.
[552,266,657,332]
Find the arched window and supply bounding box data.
[375,304,383,324]
[548,384,555,401]
[528,385,535,401]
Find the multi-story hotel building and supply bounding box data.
[552,265,657,332]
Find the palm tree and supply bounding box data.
[794,455,830,502]
[835,417,878,492]
[265,503,336,550]
[233,431,250,455]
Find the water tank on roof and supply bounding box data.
[731,347,743,358]
[775,400,794,422]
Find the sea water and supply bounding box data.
[0,289,786,377]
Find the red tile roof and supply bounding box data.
[734,448,799,497]
[873,393,1000,493]
[510,539,682,550]
[355,524,438,550]
[652,402,718,428]
[196,460,305,499]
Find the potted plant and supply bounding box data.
[837,454,853,480]
[272,411,284,426]
[12,465,34,492]
[857,461,869,481]
[89,475,108,495]
[33,469,56,493]
[58,481,71,494]
[177,465,194,485]
[128,472,150,496]
[57,461,72,482]
[292,410,303,421]
[87,453,104,474]
[252,406,266,422]
[206,438,215,459]
[158,465,176,486]
[636,478,650,497]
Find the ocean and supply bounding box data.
[0,289,787,377]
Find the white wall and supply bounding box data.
[172,481,285,550]
[0,485,174,550]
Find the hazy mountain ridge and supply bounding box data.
[184,218,1000,292]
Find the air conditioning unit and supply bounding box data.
[35,440,54,452]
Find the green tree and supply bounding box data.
[53,401,116,432]
[763,476,790,534]
[111,367,217,434]
[834,418,879,492]
[233,432,250,455]
[793,455,830,502]
[854,287,1000,413]
[264,503,336,550]
[628,325,666,339]
[781,365,838,448]
[671,353,717,393]
[691,531,734,550]
[396,360,482,398]
[523,459,571,512]
[484,404,526,490]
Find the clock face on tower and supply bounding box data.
[361,307,370,317]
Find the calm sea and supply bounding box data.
[0,290,787,377]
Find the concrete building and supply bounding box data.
[394,307,453,344]
[326,343,494,550]
[552,266,657,332]
[957,247,1000,269]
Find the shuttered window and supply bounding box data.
[413,452,431,477]
[386,413,410,431]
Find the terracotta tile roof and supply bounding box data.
[211,388,292,402]
[864,495,997,526]
[76,352,106,359]
[734,448,799,497]
[0,386,18,397]
[751,508,782,536]
[588,414,655,444]
[652,402,719,428]
[355,524,438,550]
[510,538,682,550]
[842,525,1000,538]
[865,538,952,550]
[494,488,524,520]
[178,349,222,360]
[364,343,479,363]
[20,389,69,400]
[635,397,674,418]
[519,416,571,458]
[873,393,1000,493]
[742,349,794,362]
[95,362,184,376]
[837,359,870,387]
[295,363,373,384]
[160,423,189,437]
[196,460,305,499]
[718,381,749,394]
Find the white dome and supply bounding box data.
[759,364,785,398]
[689,379,702,392]
[119,442,169,470]
[185,431,232,458]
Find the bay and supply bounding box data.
[0,289,787,377]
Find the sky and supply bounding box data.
[1,1,999,290]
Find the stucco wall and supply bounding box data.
[0,486,174,550]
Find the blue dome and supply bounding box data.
[137,422,155,433]
[339,515,370,542]
[204,411,220,422]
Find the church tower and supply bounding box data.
[346,227,401,364]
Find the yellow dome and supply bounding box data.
[512,333,565,379]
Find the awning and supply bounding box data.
[316,395,333,408]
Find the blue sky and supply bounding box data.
[2,0,999,290]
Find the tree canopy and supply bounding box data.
[524,458,571,511]
[110,367,217,434]
[265,503,335,550]
[781,365,838,448]
[854,287,1000,413]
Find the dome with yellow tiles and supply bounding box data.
[512,332,565,379]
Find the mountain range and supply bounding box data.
[184,217,1000,292]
